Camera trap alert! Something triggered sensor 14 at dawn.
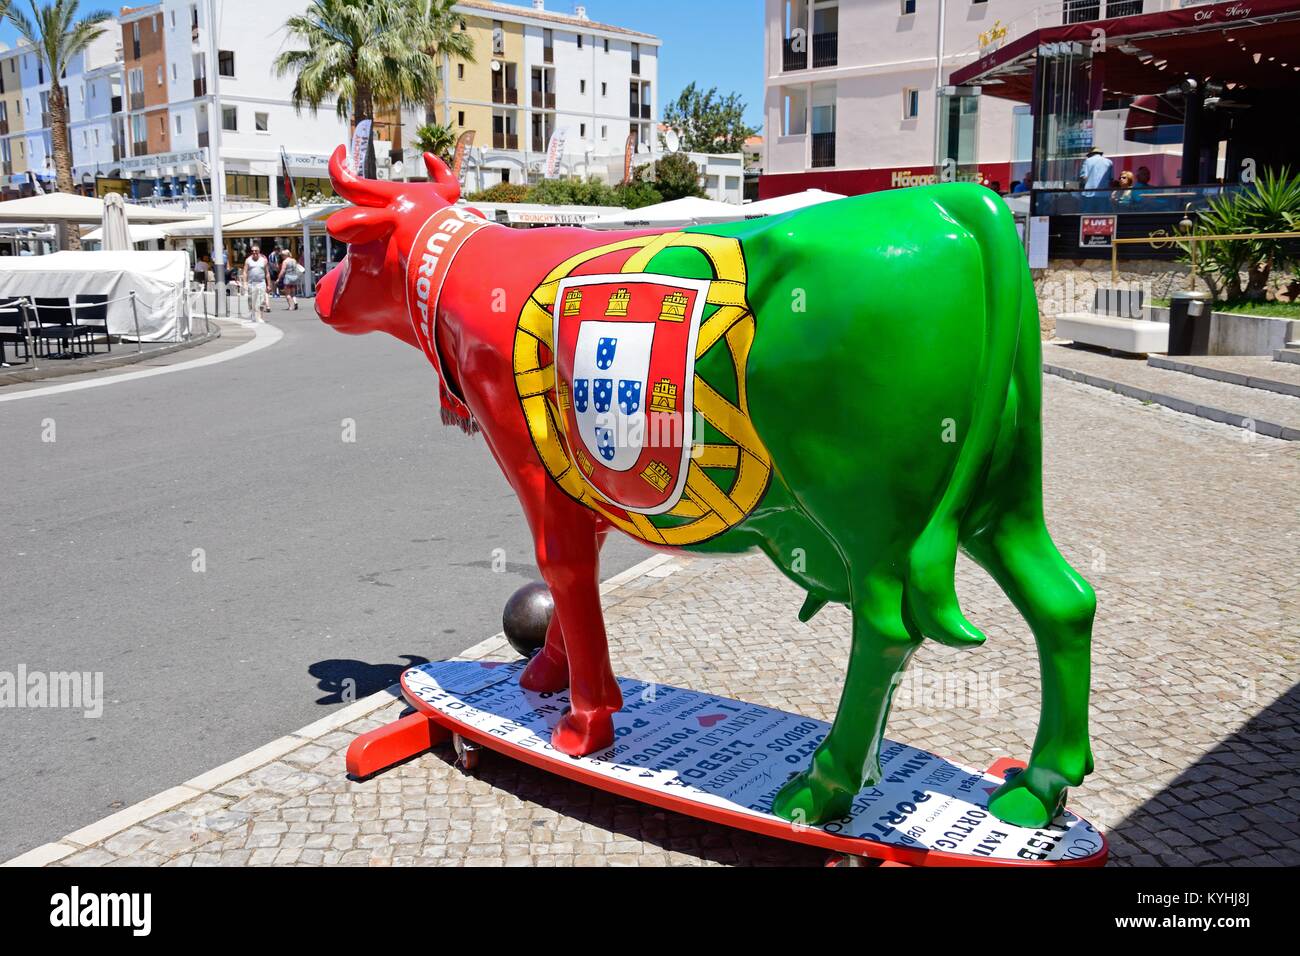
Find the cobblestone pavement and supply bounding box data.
[22,375,1300,866]
[1043,343,1300,437]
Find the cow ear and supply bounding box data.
[326,206,396,244]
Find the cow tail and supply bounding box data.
[904,186,1022,648]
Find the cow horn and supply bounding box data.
[328,144,400,209]
[423,152,462,203]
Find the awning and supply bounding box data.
[81,223,169,245]
[951,0,1300,100]
[218,204,344,237]
[0,192,201,225]
[585,196,745,230]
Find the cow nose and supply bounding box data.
[315,266,340,324]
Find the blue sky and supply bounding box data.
[0,1,766,131]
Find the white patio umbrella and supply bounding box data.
[741,188,847,218]
[100,192,132,251]
[585,196,746,230]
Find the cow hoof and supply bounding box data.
[551,707,615,757]
[519,649,569,693]
[987,771,1066,829]
[771,767,854,827]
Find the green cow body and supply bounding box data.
[643,185,1096,829]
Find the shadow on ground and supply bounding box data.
[1107,681,1300,866]
[308,655,431,704]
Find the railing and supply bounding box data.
[812,32,838,68]
[129,92,144,110]
[629,98,639,118]
[782,37,805,71]
[194,77,207,97]
[543,46,553,64]
[492,86,518,105]
[132,140,148,155]
[631,58,640,76]
[953,0,1192,62]
[1109,228,1300,285]
[492,131,518,150]
[112,144,124,161]
[0,119,8,135]
[811,131,835,168]
[197,130,209,147]
[1031,183,1242,217]
[532,91,554,109]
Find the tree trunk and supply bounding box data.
[49,82,80,251]
[353,85,378,180]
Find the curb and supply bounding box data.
[1146,355,1300,400]
[1,551,679,867]
[1044,363,1300,441]
[0,328,221,388]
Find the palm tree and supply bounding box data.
[4,0,110,249]
[414,0,474,126]
[275,0,442,179]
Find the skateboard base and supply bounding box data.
[347,660,1107,867]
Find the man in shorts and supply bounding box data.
[243,245,271,320]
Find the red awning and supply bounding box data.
[951,0,1300,101]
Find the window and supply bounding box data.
[170,10,175,27]
[457,63,464,80]
[171,63,178,82]
[600,124,607,138]
[131,23,140,59]
[603,38,609,53]
[158,114,165,134]
[93,128,99,146]
[781,87,807,135]
[901,0,916,13]
[175,114,183,134]
[903,87,920,119]
[600,81,607,96]
[457,110,465,126]
[221,104,236,130]
[156,65,163,85]
[225,172,269,201]
[580,122,586,137]
[577,34,583,50]
[579,79,586,94]
[217,50,235,77]
[254,111,268,132]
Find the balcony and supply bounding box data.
[631,58,640,76]
[198,130,209,147]
[782,37,806,71]
[531,90,555,109]
[129,92,145,110]
[194,77,207,97]
[811,131,835,168]
[492,131,518,150]
[132,140,149,156]
[112,144,124,161]
[543,46,553,64]
[0,118,7,135]
[492,86,518,105]
[812,32,838,68]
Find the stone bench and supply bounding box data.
[1055,312,1169,355]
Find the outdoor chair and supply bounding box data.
[0,299,31,366]
[73,294,111,354]
[31,296,82,358]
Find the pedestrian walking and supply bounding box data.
[276,251,305,311]
[243,245,271,321]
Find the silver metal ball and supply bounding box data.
[502,581,553,658]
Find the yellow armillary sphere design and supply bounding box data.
[513,231,772,546]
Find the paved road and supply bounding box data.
[0,307,646,860]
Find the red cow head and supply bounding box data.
[315,145,463,346]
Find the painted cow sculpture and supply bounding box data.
[316,146,1096,829]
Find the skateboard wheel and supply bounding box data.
[452,733,481,772]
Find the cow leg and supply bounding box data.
[523,484,621,755]
[772,572,922,826]
[964,519,1095,828]
[519,529,610,693]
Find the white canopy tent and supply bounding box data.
[81,223,169,246]
[0,250,193,341]
[0,192,197,225]
[585,196,745,230]
[160,210,268,238]
[741,189,847,218]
